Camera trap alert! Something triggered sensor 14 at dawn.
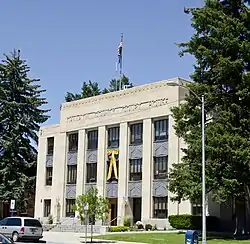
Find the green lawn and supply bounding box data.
[92,233,250,244]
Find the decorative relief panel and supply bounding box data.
[67,152,77,165]
[106,183,118,198]
[152,180,167,197]
[153,141,168,157]
[86,150,97,164]
[66,184,76,199]
[46,155,53,167]
[128,182,142,197]
[66,97,168,124]
[85,183,96,194]
[129,145,142,159]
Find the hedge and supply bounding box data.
[108,226,129,232]
[168,214,220,231]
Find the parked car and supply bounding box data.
[0,217,43,242]
[0,233,14,243]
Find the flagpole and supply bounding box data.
[119,33,123,91]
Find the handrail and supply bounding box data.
[106,217,117,227]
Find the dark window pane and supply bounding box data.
[67,165,77,184]
[68,133,78,152]
[192,198,202,215]
[129,159,142,181]
[87,130,98,150]
[6,218,21,226]
[154,119,168,141]
[47,137,54,155]
[24,219,42,227]
[108,127,120,148]
[130,123,143,144]
[154,156,168,179]
[153,197,168,219]
[44,199,51,217]
[86,163,97,183]
[66,199,75,217]
[46,167,53,186]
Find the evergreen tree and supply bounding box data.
[0,50,49,212]
[168,0,250,234]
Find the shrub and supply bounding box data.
[145,224,152,231]
[123,216,132,227]
[135,221,144,230]
[108,226,129,232]
[168,214,220,231]
[152,224,157,230]
[48,214,53,224]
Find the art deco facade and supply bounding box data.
[34,78,231,228]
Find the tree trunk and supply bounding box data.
[234,199,249,237]
[91,222,93,243]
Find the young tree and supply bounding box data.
[0,50,49,213]
[73,187,109,241]
[168,0,250,235]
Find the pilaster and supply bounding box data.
[76,129,86,205]
[51,133,67,220]
[34,136,47,218]
[96,126,106,197]
[141,118,153,222]
[117,122,128,225]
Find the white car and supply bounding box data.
[0,217,43,242]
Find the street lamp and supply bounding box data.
[167,80,206,244]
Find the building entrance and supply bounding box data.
[108,198,117,226]
[133,198,141,223]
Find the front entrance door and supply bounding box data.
[133,198,141,223]
[109,198,117,226]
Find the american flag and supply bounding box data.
[118,40,123,58]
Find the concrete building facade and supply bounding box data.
[35,78,230,228]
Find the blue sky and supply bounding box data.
[0,0,204,125]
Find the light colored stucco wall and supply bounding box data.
[35,77,194,226]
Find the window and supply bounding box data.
[154,156,168,179]
[68,133,78,152]
[45,167,53,186]
[130,123,143,144]
[88,130,98,150]
[192,199,202,215]
[129,159,142,181]
[67,165,77,184]
[108,127,120,148]
[66,199,75,217]
[44,199,51,217]
[24,219,42,227]
[0,218,7,226]
[154,119,168,141]
[6,218,21,226]
[47,137,54,155]
[153,197,168,219]
[86,163,97,183]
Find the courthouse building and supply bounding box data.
[34,77,231,228]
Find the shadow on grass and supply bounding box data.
[80,241,115,244]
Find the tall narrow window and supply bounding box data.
[108,127,120,148]
[87,130,98,150]
[153,197,168,219]
[86,163,97,183]
[129,159,142,181]
[47,137,54,155]
[154,119,168,141]
[130,123,143,144]
[67,165,77,184]
[45,167,53,186]
[68,133,78,152]
[44,199,51,217]
[66,199,75,217]
[154,156,168,179]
